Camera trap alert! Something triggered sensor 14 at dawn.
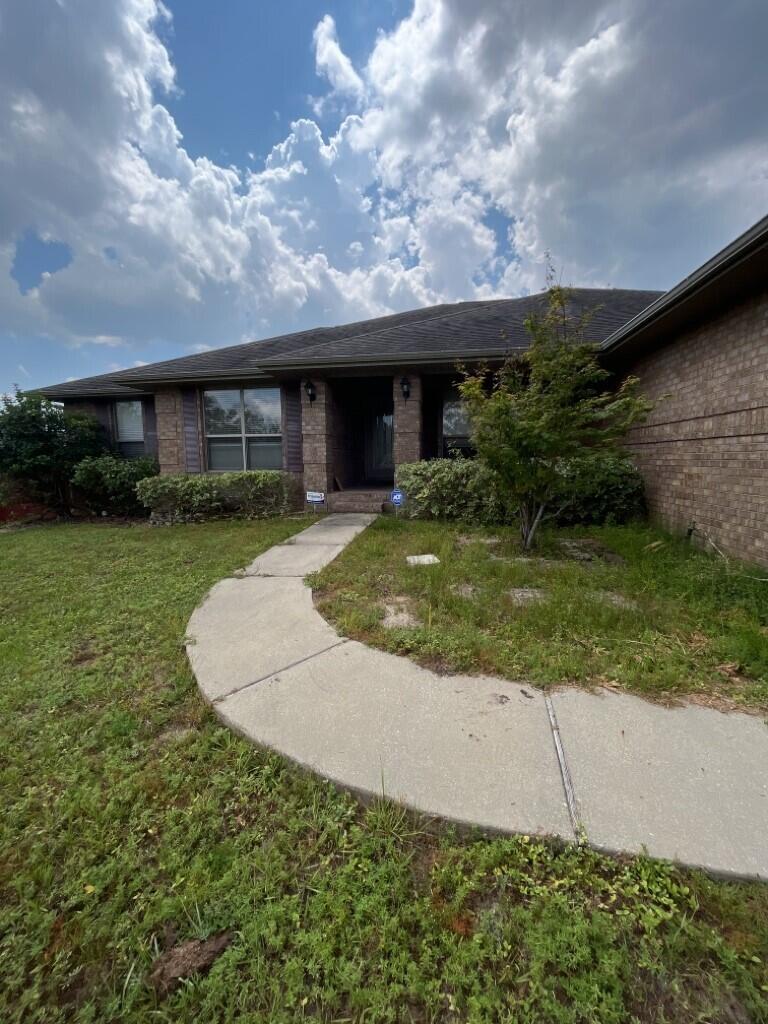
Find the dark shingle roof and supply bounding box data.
[37,368,150,400]
[39,289,661,395]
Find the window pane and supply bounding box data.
[443,397,471,437]
[247,437,282,470]
[244,388,281,435]
[208,438,244,470]
[115,401,144,442]
[204,390,242,435]
[118,441,145,459]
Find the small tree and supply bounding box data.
[459,284,652,549]
[0,390,106,509]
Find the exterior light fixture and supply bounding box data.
[304,380,317,403]
[400,376,411,401]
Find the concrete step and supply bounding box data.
[327,490,391,514]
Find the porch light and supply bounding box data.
[304,380,317,403]
[400,376,410,401]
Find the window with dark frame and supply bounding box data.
[115,400,145,458]
[203,388,282,471]
[442,394,474,457]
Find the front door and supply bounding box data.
[364,411,394,482]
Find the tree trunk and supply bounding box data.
[520,500,546,550]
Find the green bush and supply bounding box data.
[136,471,301,522]
[396,453,645,527]
[395,459,516,525]
[71,455,159,515]
[552,452,646,526]
[0,390,106,509]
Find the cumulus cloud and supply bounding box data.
[0,0,766,371]
[312,15,365,106]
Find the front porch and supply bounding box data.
[300,372,432,509]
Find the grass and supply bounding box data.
[0,518,766,1022]
[313,517,768,712]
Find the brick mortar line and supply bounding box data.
[627,402,768,431]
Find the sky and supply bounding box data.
[1,0,767,396]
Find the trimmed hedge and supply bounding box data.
[396,454,645,527]
[136,470,301,523]
[395,459,516,525]
[71,455,159,515]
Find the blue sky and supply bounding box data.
[1,0,767,396]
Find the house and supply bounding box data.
[602,213,768,567]
[38,213,768,564]
[38,290,659,506]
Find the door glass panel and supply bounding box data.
[244,388,281,435]
[442,397,470,437]
[203,390,242,434]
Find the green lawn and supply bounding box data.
[1,520,767,1023]
[313,517,768,712]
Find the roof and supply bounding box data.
[603,212,768,360]
[37,368,150,400]
[37,288,661,397]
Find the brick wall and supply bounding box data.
[154,388,186,475]
[624,290,768,566]
[301,379,335,493]
[393,371,422,466]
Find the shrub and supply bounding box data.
[459,280,652,547]
[0,390,106,509]
[71,455,159,515]
[395,459,516,526]
[396,453,645,528]
[136,471,301,523]
[552,452,646,526]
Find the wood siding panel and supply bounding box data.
[181,389,202,473]
[142,398,158,457]
[283,384,303,474]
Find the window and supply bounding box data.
[442,395,473,457]
[115,400,145,458]
[203,388,282,471]
[116,400,144,442]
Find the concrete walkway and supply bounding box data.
[187,514,768,880]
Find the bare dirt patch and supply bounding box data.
[149,931,234,996]
[558,538,626,564]
[507,587,547,606]
[382,597,422,629]
[458,535,501,547]
[596,591,639,611]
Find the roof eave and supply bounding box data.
[602,213,768,355]
[118,348,519,385]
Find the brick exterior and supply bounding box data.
[301,379,335,493]
[154,387,186,475]
[624,290,768,566]
[393,371,422,467]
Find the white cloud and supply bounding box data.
[0,0,766,371]
[312,15,365,107]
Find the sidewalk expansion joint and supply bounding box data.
[212,639,349,704]
[544,695,584,840]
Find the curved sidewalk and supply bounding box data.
[187,514,768,880]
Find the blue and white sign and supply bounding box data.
[390,488,405,507]
[306,490,326,504]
